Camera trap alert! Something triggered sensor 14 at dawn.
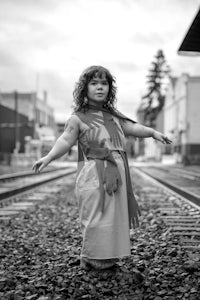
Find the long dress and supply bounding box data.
[73,106,140,269]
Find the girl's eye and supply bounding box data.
[89,81,108,85]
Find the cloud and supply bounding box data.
[113,61,139,72]
[36,71,75,119]
[0,0,200,122]
[0,49,22,68]
[132,32,165,47]
[0,0,58,14]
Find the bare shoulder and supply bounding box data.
[71,111,90,131]
[65,114,81,126]
[64,114,81,133]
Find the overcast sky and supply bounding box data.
[0,0,200,122]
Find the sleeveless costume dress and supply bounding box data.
[72,105,140,269]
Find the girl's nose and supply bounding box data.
[97,84,103,89]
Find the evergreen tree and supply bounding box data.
[142,49,170,127]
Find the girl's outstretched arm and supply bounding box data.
[121,120,172,144]
[32,115,80,172]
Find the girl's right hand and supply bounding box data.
[153,130,172,144]
[32,156,51,173]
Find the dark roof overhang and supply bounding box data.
[178,7,200,56]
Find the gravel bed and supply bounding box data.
[0,171,200,300]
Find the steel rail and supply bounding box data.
[131,166,200,251]
[148,165,200,181]
[134,166,200,208]
[0,166,70,181]
[0,167,76,201]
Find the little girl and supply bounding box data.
[33,65,171,270]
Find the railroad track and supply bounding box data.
[135,164,200,206]
[1,160,200,252]
[130,163,200,252]
[0,165,77,201]
[0,164,77,220]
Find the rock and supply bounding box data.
[146,213,154,221]
[167,248,177,257]
[132,268,145,283]
[183,260,199,273]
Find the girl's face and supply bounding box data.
[87,74,109,104]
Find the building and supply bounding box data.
[0,91,56,156]
[0,104,33,156]
[135,97,164,161]
[164,73,200,164]
[177,7,200,164]
[0,91,55,131]
[134,103,145,158]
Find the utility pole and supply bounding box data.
[36,73,39,94]
[14,90,20,153]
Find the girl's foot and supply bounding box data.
[80,257,118,270]
[80,258,92,271]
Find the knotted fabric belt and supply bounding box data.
[86,147,141,228]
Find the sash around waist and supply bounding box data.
[86,149,123,160]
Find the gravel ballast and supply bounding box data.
[0,171,200,300]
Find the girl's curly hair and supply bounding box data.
[73,65,117,112]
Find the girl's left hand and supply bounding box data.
[153,130,172,144]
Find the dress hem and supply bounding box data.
[80,253,131,260]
